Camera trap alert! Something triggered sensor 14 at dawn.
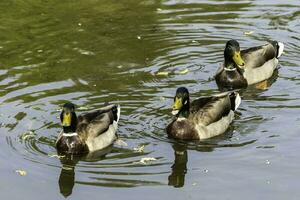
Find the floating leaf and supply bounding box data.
[244,31,254,35]
[177,69,189,75]
[156,71,169,76]
[133,145,145,153]
[16,170,27,176]
[139,157,157,164]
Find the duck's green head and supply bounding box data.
[172,87,190,116]
[224,40,245,69]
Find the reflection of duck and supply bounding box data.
[56,102,120,154]
[58,146,113,197]
[168,143,188,188]
[58,157,77,197]
[215,40,284,90]
[167,87,241,140]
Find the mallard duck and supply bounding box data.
[215,39,284,89]
[166,87,241,140]
[56,102,120,154]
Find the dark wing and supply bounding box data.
[77,105,118,138]
[190,96,214,113]
[242,43,276,69]
[190,95,232,126]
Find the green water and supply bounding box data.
[0,0,300,199]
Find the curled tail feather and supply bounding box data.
[229,92,241,111]
[112,105,121,123]
[277,42,284,58]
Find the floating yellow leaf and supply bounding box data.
[16,170,27,176]
[156,71,169,76]
[139,157,157,164]
[177,69,189,75]
[244,31,254,35]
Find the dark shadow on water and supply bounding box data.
[168,143,188,188]
[58,146,113,198]
[167,134,229,188]
[59,159,76,198]
[242,69,279,100]
[167,128,257,188]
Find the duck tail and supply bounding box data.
[111,104,121,123]
[229,92,241,111]
[272,41,284,58]
[277,42,284,58]
[115,105,121,123]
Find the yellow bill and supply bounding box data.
[233,51,245,67]
[172,97,183,115]
[62,112,71,126]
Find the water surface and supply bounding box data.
[0,0,300,199]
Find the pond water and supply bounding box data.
[0,0,299,199]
